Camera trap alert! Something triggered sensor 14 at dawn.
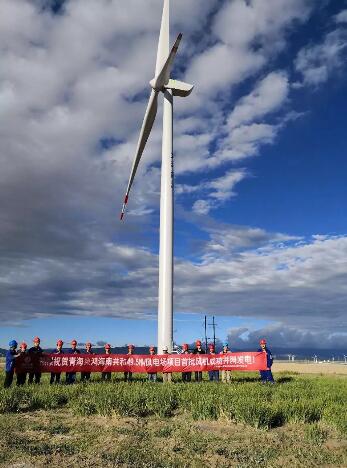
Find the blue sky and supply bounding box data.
[1,0,347,350]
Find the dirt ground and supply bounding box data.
[273,361,347,375]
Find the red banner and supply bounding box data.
[16,352,267,373]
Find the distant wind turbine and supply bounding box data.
[120,0,193,352]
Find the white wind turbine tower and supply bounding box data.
[120,0,193,353]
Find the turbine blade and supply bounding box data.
[152,33,182,90]
[155,0,170,77]
[120,90,159,220]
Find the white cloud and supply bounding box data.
[213,0,312,50]
[227,72,289,129]
[216,123,278,165]
[177,169,248,215]
[174,234,347,334]
[335,9,347,24]
[186,43,265,96]
[192,199,212,216]
[295,29,347,86]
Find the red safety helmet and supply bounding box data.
[182,343,189,350]
[33,336,40,343]
[71,339,77,346]
[104,344,111,350]
[20,342,27,349]
[149,345,155,351]
[196,340,202,346]
[127,344,135,349]
[259,339,267,345]
[56,339,63,346]
[85,342,92,347]
[208,343,215,349]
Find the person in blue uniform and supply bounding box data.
[50,339,64,384]
[258,339,275,383]
[28,336,43,384]
[66,339,80,384]
[16,342,29,386]
[4,340,19,388]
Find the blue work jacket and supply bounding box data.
[258,347,273,368]
[5,349,17,372]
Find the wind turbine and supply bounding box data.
[120,0,193,353]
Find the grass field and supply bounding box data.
[0,372,347,467]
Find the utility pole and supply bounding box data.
[203,315,217,351]
[204,315,217,349]
[212,316,216,349]
[204,315,208,353]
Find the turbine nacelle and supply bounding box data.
[150,77,194,97]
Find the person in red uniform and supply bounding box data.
[147,346,157,382]
[193,340,205,382]
[208,343,219,381]
[81,342,94,382]
[50,339,64,384]
[28,337,43,384]
[101,344,112,381]
[16,342,28,386]
[124,344,134,382]
[66,339,80,384]
[181,343,192,382]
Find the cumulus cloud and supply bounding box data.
[295,28,347,86]
[335,9,347,24]
[174,234,347,335]
[0,0,346,349]
[178,169,248,214]
[213,0,312,51]
[227,72,289,129]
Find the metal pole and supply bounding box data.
[157,88,173,353]
[213,316,216,349]
[204,315,208,353]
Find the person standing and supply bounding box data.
[16,342,29,386]
[220,342,231,383]
[28,337,43,384]
[162,346,172,383]
[193,340,205,382]
[50,339,64,384]
[147,345,157,382]
[101,344,112,381]
[66,339,80,384]
[258,339,275,383]
[208,343,219,382]
[124,344,134,382]
[181,344,191,382]
[4,340,19,388]
[81,342,94,382]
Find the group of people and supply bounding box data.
[4,337,274,388]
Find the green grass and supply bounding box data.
[0,372,346,466]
